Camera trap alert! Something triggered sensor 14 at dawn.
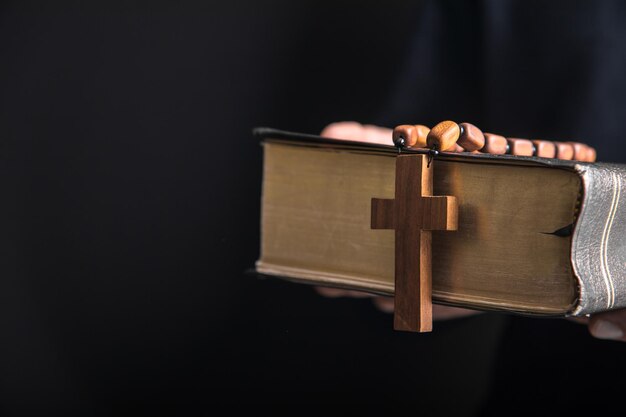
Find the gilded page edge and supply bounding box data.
[256,261,568,316]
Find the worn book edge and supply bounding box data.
[256,261,570,316]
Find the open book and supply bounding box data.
[255,127,626,317]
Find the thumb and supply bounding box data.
[589,310,626,342]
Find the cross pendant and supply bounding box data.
[371,154,458,332]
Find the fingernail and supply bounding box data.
[593,320,624,340]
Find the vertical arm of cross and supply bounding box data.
[370,154,458,333]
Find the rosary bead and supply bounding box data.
[392,125,417,148]
[586,146,597,162]
[506,138,534,156]
[579,145,597,162]
[457,122,485,151]
[554,142,574,160]
[413,124,430,148]
[532,140,556,158]
[426,121,461,151]
[569,142,589,161]
[481,133,508,154]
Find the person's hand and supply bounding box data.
[315,121,478,321]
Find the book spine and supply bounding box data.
[571,163,626,315]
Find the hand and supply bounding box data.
[315,121,479,321]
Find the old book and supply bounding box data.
[255,127,626,317]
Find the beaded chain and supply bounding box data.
[392,121,596,162]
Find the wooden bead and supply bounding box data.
[507,138,534,156]
[413,124,430,148]
[392,125,417,148]
[569,142,588,161]
[392,124,431,148]
[426,121,461,151]
[554,142,574,160]
[587,146,597,162]
[457,123,485,151]
[578,145,596,162]
[481,133,508,154]
[532,140,556,158]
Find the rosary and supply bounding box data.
[392,121,596,162]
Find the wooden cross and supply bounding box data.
[371,154,458,332]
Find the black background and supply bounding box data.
[1,1,626,415]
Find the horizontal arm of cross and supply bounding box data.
[371,196,458,231]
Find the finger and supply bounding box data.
[371,297,480,320]
[566,316,589,325]
[320,122,392,145]
[362,124,393,145]
[321,121,365,140]
[344,290,376,298]
[315,287,375,298]
[432,305,480,320]
[315,286,351,298]
[372,297,394,313]
[589,310,626,342]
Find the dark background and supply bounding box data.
[1,1,626,415]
